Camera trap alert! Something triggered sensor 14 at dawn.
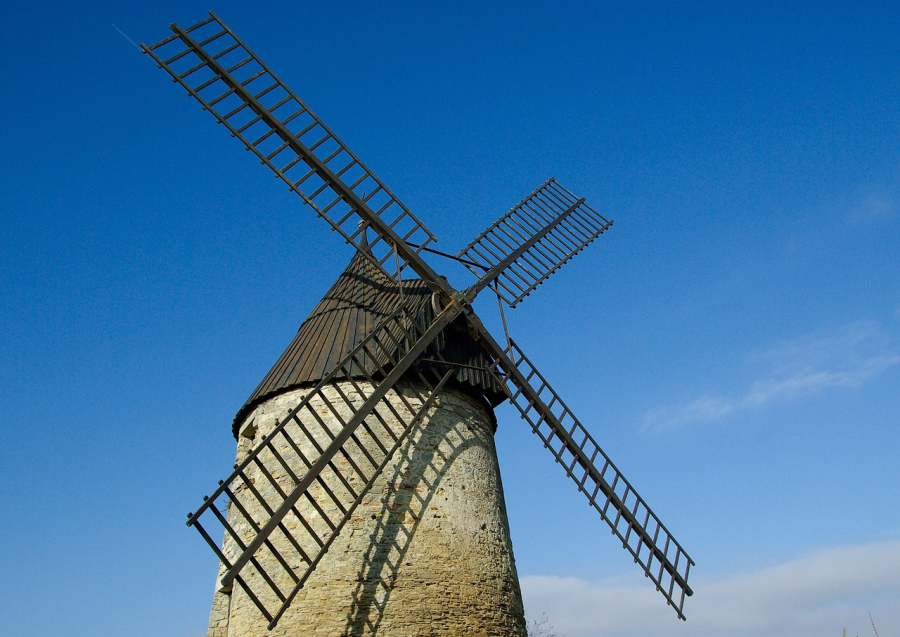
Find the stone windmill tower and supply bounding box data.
[142,13,694,636]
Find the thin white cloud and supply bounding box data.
[852,193,897,222]
[522,540,900,637]
[642,395,735,429]
[742,354,900,407]
[642,321,900,431]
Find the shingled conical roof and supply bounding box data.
[233,250,504,435]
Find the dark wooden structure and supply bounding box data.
[234,248,505,436]
[143,11,695,630]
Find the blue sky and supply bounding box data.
[1,2,898,636]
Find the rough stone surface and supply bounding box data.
[207,381,527,637]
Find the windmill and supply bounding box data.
[142,12,693,636]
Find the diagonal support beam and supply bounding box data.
[219,303,461,588]
[162,18,455,299]
[461,198,584,303]
[457,179,613,308]
[464,311,694,618]
[266,366,456,629]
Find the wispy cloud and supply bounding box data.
[851,192,897,222]
[642,321,900,431]
[522,540,900,637]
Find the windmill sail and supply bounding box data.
[458,178,613,307]
[141,13,444,286]
[144,12,695,628]
[187,303,460,628]
[480,332,693,618]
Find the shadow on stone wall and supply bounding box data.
[343,415,483,635]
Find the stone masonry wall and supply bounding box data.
[207,381,527,637]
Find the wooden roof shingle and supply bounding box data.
[232,250,504,436]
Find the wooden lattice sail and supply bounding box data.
[141,11,695,635]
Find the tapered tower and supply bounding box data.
[207,252,526,636]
